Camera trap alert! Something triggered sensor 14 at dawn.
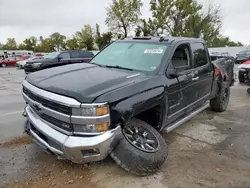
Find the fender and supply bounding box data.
[212,57,235,87]
[109,86,165,128]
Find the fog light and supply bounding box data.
[81,149,100,157]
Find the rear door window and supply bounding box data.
[71,51,80,58]
[80,51,94,58]
[58,52,70,59]
[191,43,209,68]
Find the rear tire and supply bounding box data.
[110,118,168,176]
[1,63,6,67]
[210,86,230,112]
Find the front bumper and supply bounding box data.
[24,66,41,74]
[25,105,122,163]
[239,69,250,79]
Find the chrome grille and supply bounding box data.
[40,113,73,132]
[23,87,71,115]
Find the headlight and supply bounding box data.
[240,68,246,72]
[72,103,110,134]
[72,103,109,116]
[73,123,109,133]
[32,63,42,68]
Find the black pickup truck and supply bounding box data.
[23,37,234,176]
[24,50,94,74]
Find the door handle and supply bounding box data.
[192,76,199,81]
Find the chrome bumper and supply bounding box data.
[25,105,122,163]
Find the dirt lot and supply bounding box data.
[1,67,250,188]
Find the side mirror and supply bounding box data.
[58,57,63,61]
[167,68,178,78]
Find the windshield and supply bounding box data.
[44,52,60,59]
[90,42,167,72]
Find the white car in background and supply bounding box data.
[16,56,44,69]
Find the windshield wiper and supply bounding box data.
[90,62,105,67]
[104,65,134,71]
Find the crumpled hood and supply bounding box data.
[25,63,147,103]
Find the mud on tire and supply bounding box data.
[210,86,230,112]
[110,118,168,176]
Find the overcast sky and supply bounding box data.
[0,0,249,44]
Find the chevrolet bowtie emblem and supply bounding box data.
[33,102,42,111]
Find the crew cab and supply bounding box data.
[23,37,234,176]
[24,50,94,74]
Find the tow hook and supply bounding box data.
[22,104,28,117]
[24,119,31,135]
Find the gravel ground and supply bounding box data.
[1,66,250,188]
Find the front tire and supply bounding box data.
[1,63,7,67]
[110,118,168,176]
[247,88,250,95]
[210,86,230,112]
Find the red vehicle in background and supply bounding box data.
[0,56,29,67]
[34,53,45,57]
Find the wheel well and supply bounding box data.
[134,105,163,130]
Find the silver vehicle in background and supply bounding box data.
[16,56,44,69]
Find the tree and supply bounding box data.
[135,18,158,36]
[150,0,204,36]
[105,0,143,38]
[22,36,37,51]
[49,32,66,51]
[208,36,243,47]
[36,38,54,52]
[149,0,226,46]
[183,3,222,45]
[65,37,79,50]
[75,25,95,50]
[2,38,18,50]
[18,43,27,50]
[95,24,113,50]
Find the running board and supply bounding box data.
[166,102,210,133]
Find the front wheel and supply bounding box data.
[110,118,168,176]
[210,87,230,112]
[247,88,250,95]
[1,63,7,68]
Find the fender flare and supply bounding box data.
[110,87,165,129]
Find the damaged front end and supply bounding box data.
[22,80,123,164]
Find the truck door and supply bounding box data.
[58,52,71,65]
[166,42,212,125]
[190,42,213,101]
[166,43,194,123]
[69,51,83,63]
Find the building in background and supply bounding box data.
[208,46,250,57]
[0,50,33,56]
